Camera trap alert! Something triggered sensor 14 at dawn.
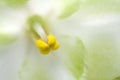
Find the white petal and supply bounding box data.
[0,5,28,80]
[48,5,120,80]
[27,0,53,17]
[0,6,28,45]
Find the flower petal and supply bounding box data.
[58,35,86,79]
[4,0,28,8]
[0,33,17,45]
[49,7,120,80]
[19,54,52,80]
[84,27,120,80]
[53,0,80,19]
[0,6,28,45]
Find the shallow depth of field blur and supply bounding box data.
[0,0,120,80]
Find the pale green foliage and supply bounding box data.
[113,76,120,80]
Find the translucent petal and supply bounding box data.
[58,36,86,79]
[5,0,28,8]
[84,27,120,80]
[19,54,52,80]
[53,0,80,19]
[0,33,17,45]
[49,8,120,80]
[79,0,120,13]
[0,36,28,80]
[0,6,28,45]
[58,0,80,19]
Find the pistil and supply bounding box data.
[27,15,60,54]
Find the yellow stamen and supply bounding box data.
[47,34,56,46]
[51,42,60,50]
[29,15,60,54]
[36,39,49,50]
[36,34,60,55]
[40,49,50,55]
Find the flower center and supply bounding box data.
[36,34,60,54]
[27,15,60,55]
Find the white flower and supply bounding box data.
[0,0,120,80]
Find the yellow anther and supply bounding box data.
[36,34,60,54]
[51,42,60,50]
[36,39,49,50]
[47,34,56,46]
[40,49,50,55]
